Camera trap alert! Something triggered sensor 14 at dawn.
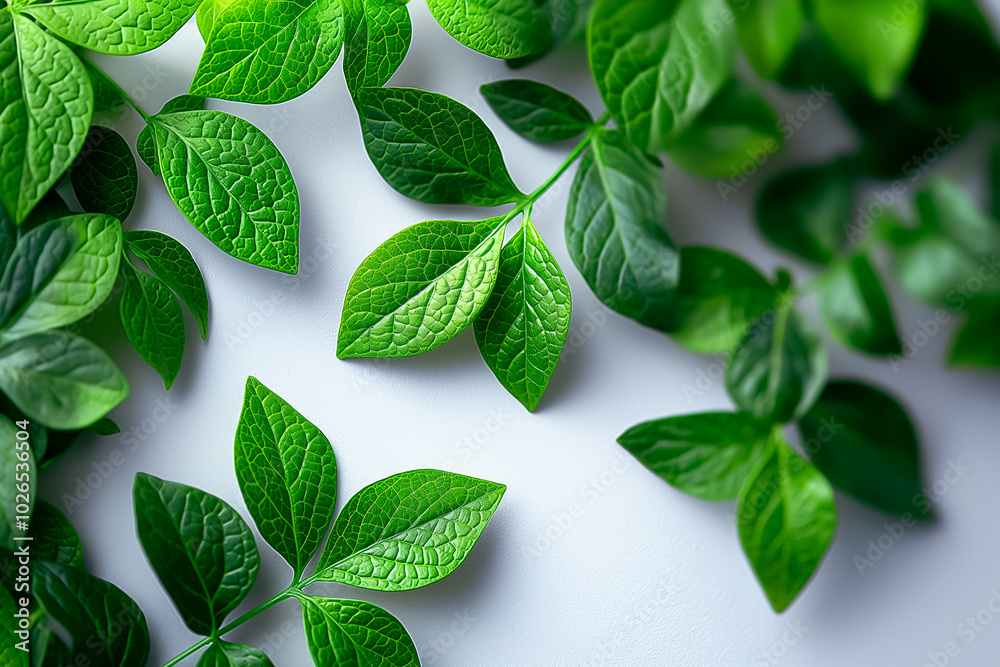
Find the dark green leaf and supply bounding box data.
[314,470,505,590]
[30,624,71,667]
[818,254,901,356]
[426,0,550,59]
[799,380,929,518]
[344,0,411,94]
[0,586,27,666]
[738,434,836,612]
[481,79,593,143]
[474,218,571,411]
[619,412,771,501]
[0,414,33,550]
[34,562,150,667]
[126,230,209,339]
[0,206,14,275]
[83,60,126,112]
[70,126,138,221]
[133,473,259,635]
[301,597,419,667]
[725,308,828,423]
[565,129,678,331]
[949,299,1000,368]
[338,217,505,358]
[235,376,337,574]
[119,260,186,389]
[197,641,275,667]
[0,331,129,430]
[32,500,84,568]
[726,0,803,79]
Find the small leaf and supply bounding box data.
[481,79,593,143]
[344,0,411,94]
[32,499,84,568]
[565,129,678,331]
[314,470,505,591]
[136,125,159,175]
[356,87,523,206]
[726,0,803,79]
[34,562,151,667]
[426,0,550,59]
[619,412,771,501]
[161,94,208,114]
[0,331,129,430]
[950,300,1000,368]
[150,109,300,273]
[338,218,505,358]
[474,218,571,411]
[133,473,259,635]
[725,308,828,423]
[71,126,138,221]
[0,414,33,550]
[119,260,186,389]
[197,641,275,667]
[301,597,419,667]
[126,230,210,339]
[799,380,929,518]
[738,434,836,612]
[190,0,345,104]
[818,254,901,356]
[235,376,337,574]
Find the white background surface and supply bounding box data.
[42,4,1000,665]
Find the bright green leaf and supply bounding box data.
[119,260,186,389]
[126,230,209,339]
[197,0,236,40]
[426,0,550,59]
[726,0,803,79]
[0,414,32,551]
[197,641,275,667]
[301,597,419,667]
[818,254,902,356]
[70,126,138,221]
[481,79,593,143]
[344,0,411,94]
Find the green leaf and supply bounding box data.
[125,230,209,339]
[136,125,159,175]
[235,376,337,574]
[149,109,300,273]
[301,597,419,667]
[161,94,208,114]
[0,13,92,224]
[29,625,70,667]
[618,412,771,501]
[0,414,33,550]
[32,499,84,568]
[133,473,259,635]
[197,0,235,40]
[426,0,550,59]
[0,207,14,275]
[119,260,186,389]
[799,380,929,518]
[737,434,836,612]
[665,79,783,180]
[474,218,571,411]
[190,0,344,104]
[818,254,901,356]
[34,562,150,667]
[356,87,523,206]
[726,0,803,79]
[70,126,138,221]
[588,0,736,152]
[481,79,593,143]
[197,641,275,667]
[565,129,678,331]
[338,217,505,358]
[83,60,126,112]
[725,308,827,423]
[315,470,505,590]
[0,331,129,430]
[0,586,27,667]
[667,246,776,355]
[22,0,202,55]
[506,0,592,67]
[344,0,411,94]
[757,163,853,264]
[950,300,1000,368]
[811,0,926,100]
[0,214,123,337]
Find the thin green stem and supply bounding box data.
[83,57,152,122]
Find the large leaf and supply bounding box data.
[119,259,186,389]
[301,597,419,667]
[70,126,138,221]
[0,214,122,337]
[356,87,523,207]
[818,254,901,356]
[0,331,128,430]
[800,380,929,518]
[314,470,505,590]
[0,586,28,667]
[34,562,150,667]
[426,0,550,59]
[343,0,411,94]
[190,0,345,104]
[565,129,678,331]
[0,13,92,224]
[725,308,827,423]
[338,217,505,358]
[481,79,593,143]
[32,499,84,568]
[197,642,275,667]
[726,0,803,79]
[738,436,836,612]
[126,230,209,339]
[22,0,202,55]
[588,0,736,152]
[619,412,771,501]
[133,473,259,635]
[148,109,300,273]
[235,376,337,574]
[0,414,32,550]
[474,218,571,411]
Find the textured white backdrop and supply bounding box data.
[42,4,1000,665]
